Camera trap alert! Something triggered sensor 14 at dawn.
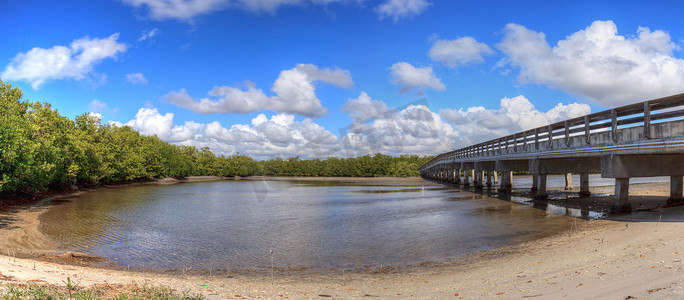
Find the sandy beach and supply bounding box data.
[1,177,683,299]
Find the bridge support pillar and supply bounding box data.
[493,171,498,185]
[668,175,684,205]
[475,170,484,189]
[486,170,493,187]
[531,174,538,192]
[611,178,632,214]
[498,171,513,193]
[454,169,461,184]
[463,169,471,186]
[534,174,548,201]
[579,173,591,197]
[564,173,573,190]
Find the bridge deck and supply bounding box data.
[419,93,684,213]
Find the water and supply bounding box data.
[38,179,579,271]
[510,174,670,189]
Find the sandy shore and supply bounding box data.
[1,177,683,299]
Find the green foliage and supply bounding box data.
[256,153,433,177]
[0,80,432,197]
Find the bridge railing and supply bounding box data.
[420,93,684,171]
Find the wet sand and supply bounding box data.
[1,177,684,299]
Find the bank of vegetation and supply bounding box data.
[0,81,432,197]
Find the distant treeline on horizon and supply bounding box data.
[0,80,433,196]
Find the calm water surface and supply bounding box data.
[39,179,580,271]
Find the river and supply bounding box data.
[37,177,610,272]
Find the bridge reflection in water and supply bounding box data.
[419,93,684,213]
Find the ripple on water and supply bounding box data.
[37,180,579,271]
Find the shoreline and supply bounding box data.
[1,207,683,299]
[1,176,683,298]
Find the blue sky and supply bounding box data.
[2,0,684,159]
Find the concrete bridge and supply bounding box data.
[419,93,684,213]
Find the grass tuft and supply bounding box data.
[0,280,206,300]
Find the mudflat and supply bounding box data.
[0,177,683,299]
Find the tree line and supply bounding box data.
[0,80,433,196]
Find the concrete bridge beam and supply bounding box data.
[579,173,591,197]
[495,160,528,172]
[601,154,684,178]
[668,175,683,204]
[474,161,496,171]
[564,173,573,190]
[463,169,471,186]
[493,160,527,193]
[612,178,632,213]
[475,170,485,190]
[529,158,601,196]
[498,171,513,193]
[603,154,684,208]
[529,158,601,174]
[534,174,548,201]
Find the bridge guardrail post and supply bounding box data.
[644,102,651,139]
[584,116,591,144]
[611,109,618,142]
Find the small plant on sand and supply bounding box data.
[113,282,205,300]
[0,280,205,300]
[63,277,80,298]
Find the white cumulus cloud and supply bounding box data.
[122,0,227,20]
[122,0,355,20]
[377,0,431,22]
[115,94,586,158]
[340,92,458,156]
[138,28,159,42]
[439,95,591,145]
[429,37,494,68]
[164,63,352,118]
[118,107,341,159]
[497,21,684,106]
[1,33,127,89]
[126,73,148,85]
[238,0,351,12]
[390,62,445,95]
[341,91,392,122]
[124,107,204,142]
[89,99,109,114]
